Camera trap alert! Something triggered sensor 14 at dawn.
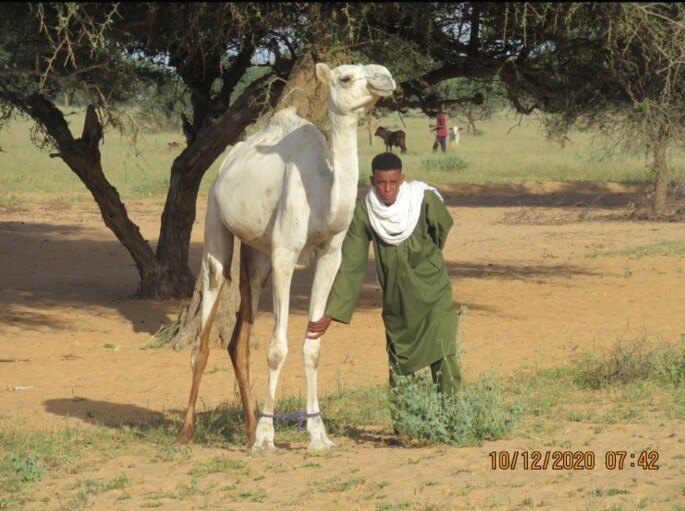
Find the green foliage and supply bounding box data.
[8,454,45,482]
[145,317,181,349]
[419,155,468,173]
[388,371,522,446]
[4,108,682,206]
[1,339,684,507]
[437,76,507,132]
[229,66,273,104]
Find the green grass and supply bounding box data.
[3,108,684,205]
[358,111,685,185]
[587,239,685,259]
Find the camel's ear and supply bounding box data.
[316,63,333,85]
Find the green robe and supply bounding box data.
[325,189,458,375]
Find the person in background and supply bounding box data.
[307,152,462,439]
[430,105,448,153]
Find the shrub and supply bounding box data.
[9,454,45,482]
[388,370,521,446]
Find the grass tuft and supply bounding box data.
[419,154,469,173]
[573,335,685,389]
[145,317,181,349]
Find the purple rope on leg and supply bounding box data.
[258,411,322,431]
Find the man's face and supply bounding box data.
[370,168,404,206]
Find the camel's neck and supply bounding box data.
[327,112,360,226]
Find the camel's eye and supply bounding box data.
[339,75,353,84]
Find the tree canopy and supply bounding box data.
[1,2,683,303]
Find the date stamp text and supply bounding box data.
[489,450,659,471]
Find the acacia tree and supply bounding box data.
[0,3,469,297]
[0,3,305,298]
[604,4,685,215]
[497,3,685,216]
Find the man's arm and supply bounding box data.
[425,190,453,249]
[306,205,371,338]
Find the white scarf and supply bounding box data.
[366,180,443,245]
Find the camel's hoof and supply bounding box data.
[308,434,335,451]
[250,439,277,453]
[176,426,194,446]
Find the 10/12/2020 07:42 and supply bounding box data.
[489,450,660,471]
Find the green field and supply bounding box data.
[1,108,683,204]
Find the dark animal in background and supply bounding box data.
[374,126,407,154]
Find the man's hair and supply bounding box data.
[371,152,402,172]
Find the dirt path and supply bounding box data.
[2,183,684,510]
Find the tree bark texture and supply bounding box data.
[170,240,242,352]
[274,52,329,136]
[26,57,288,299]
[651,142,669,215]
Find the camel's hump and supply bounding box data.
[268,106,311,129]
[244,106,321,146]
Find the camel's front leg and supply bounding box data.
[252,247,297,452]
[303,237,345,450]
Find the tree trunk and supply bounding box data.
[650,141,670,215]
[274,52,330,134]
[29,95,177,298]
[27,61,289,299]
[170,243,242,351]
[154,75,290,299]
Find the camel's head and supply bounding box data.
[316,63,396,118]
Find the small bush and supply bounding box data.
[388,371,521,446]
[9,454,45,482]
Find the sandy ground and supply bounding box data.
[2,182,685,510]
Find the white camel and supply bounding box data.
[177,63,396,451]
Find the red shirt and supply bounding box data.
[435,112,447,137]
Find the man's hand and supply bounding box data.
[307,315,333,339]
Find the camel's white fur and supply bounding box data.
[177,63,396,451]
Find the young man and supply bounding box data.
[307,152,461,437]
[430,106,448,153]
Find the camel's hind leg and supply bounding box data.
[228,244,270,449]
[177,200,233,445]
